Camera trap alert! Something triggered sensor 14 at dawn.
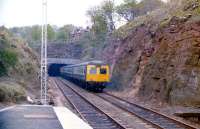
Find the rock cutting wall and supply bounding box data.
[140,17,200,106]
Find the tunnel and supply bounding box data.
[48,64,67,77]
[47,58,81,77]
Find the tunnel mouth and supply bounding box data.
[48,64,67,77]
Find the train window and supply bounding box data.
[90,68,96,74]
[100,68,107,74]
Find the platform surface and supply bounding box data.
[0,105,92,129]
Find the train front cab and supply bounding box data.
[86,64,110,90]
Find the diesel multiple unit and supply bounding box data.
[60,61,110,91]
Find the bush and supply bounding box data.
[0,83,26,102]
[0,50,18,76]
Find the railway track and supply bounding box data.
[54,79,125,129]
[97,93,198,129]
[54,78,198,129]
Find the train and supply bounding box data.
[60,61,110,91]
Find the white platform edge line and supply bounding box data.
[20,105,52,107]
[0,106,16,112]
[53,107,93,129]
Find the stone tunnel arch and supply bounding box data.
[48,64,67,77]
[47,58,81,77]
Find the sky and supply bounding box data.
[0,0,124,28]
[0,0,167,28]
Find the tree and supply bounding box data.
[31,25,41,42]
[31,25,56,42]
[87,0,117,35]
[87,7,108,36]
[0,50,17,68]
[116,0,163,21]
[116,0,137,21]
[56,24,75,41]
[47,24,56,41]
[101,0,116,31]
[137,0,163,15]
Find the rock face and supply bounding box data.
[140,17,200,106]
[104,25,154,90]
[105,14,200,106]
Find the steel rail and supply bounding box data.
[100,92,198,129]
[54,78,126,129]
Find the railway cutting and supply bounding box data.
[1,0,200,129]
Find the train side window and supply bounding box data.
[90,68,96,74]
[100,68,107,74]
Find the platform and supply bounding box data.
[0,105,92,129]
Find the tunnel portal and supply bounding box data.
[47,58,81,77]
[48,64,67,77]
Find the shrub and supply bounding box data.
[0,50,18,76]
[0,83,26,102]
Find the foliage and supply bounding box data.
[116,0,137,21]
[31,25,41,41]
[0,82,26,102]
[101,0,116,31]
[0,28,18,76]
[56,24,75,41]
[87,6,108,36]
[10,24,56,45]
[10,27,32,42]
[87,0,117,37]
[47,24,56,41]
[0,49,18,76]
[116,0,163,21]
[137,0,163,14]
[0,27,40,104]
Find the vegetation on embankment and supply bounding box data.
[0,27,39,103]
[0,81,26,102]
[0,49,17,76]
